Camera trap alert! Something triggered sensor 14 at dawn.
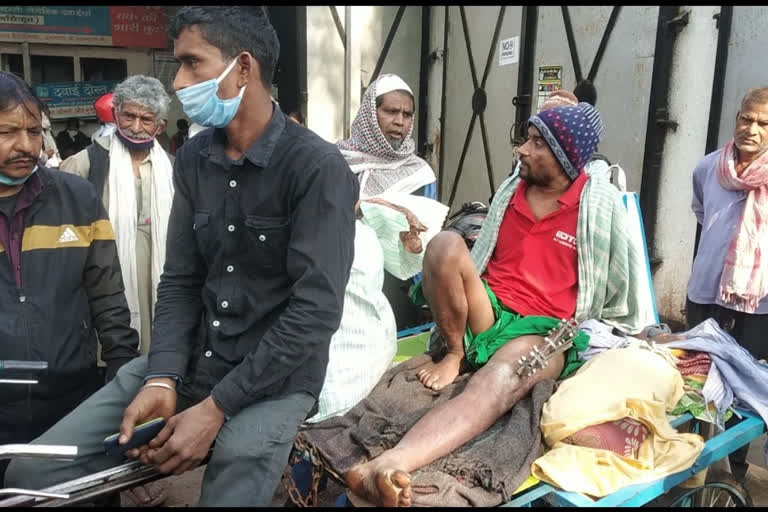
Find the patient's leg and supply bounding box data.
[346,334,564,507]
[417,231,494,390]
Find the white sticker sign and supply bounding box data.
[499,36,519,66]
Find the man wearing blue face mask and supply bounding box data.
[6,6,359,507]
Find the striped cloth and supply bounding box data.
[471,172,645,334]
[675,350,712,376]
[664,318,768,436]
[358,192,448,280]
[306,221,398,423]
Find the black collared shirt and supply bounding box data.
[146,105,358,417]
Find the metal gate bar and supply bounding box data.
[561,7,584,83]
[369,6,407,85]
[446,6,507,209]
[329,6,345,46]
[511,6,538,145]
[437,5,450,201]
[586,6,622,82]
[477,6,507,196]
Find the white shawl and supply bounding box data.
[107,135,174,343]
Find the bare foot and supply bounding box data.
[123,481,167,507]
[346,459,413,507]
[417,352,462,390]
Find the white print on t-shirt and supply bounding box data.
[553,230,577,251]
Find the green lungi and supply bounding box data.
[410,280,589,378]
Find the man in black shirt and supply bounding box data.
[6,7,358,506]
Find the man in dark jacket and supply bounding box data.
[6,7,358,506]
[55,117,90,160]
[0,71,139,481]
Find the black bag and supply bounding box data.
[443,201,488,250]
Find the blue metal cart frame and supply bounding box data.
[393,324,766,508]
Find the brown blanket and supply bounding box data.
[295,353,554,507]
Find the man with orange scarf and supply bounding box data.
[687,86,768,482]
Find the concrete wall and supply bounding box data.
[305,6,422,145]
[717,6,768,148]
[649,6,720,324]
[532,6,659,192]
[305,6,346,143]
[358,6,422,141]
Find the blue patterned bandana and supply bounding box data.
[528,102,604,180]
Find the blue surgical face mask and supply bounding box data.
[0,165,38,186]
[176,57,247,128]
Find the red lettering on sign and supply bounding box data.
[109,6,167,49]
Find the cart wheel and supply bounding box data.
[669,469,752,507]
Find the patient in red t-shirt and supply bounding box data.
[346,98,626,507]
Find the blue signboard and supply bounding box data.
[34,80,119,119]
[0,6,111,35]
[0,6,168,47]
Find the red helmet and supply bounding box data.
[94,93,115,123]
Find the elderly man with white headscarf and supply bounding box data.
[338,73,437,198]
[301,74,446,426]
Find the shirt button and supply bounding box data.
[228,224,235,232]
[226,265,234,273]
[212,320,220,327]
[205,350,213,358]
[221,300,229,308]
[258,234,266,242]
[229,180,237,188]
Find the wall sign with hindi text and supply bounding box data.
[34,80,119,119]
[0,6,168,48]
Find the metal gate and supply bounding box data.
[437,6,662,210]
[437,6,524,210]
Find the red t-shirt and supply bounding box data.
[482,172,587,318]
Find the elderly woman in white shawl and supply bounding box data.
[60,76,175,358]
[304,74,446,424]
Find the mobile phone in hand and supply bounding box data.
[104,417,166,457]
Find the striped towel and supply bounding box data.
[675,351,712,376]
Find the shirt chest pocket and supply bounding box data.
[193,211,213,253]
[244,215,290,272]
